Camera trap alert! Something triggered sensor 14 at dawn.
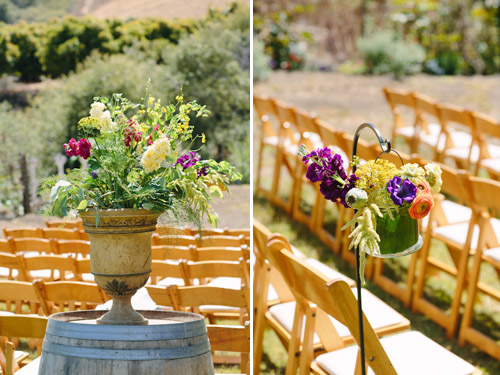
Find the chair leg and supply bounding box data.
[285,305,305,375]
[458,249,482,346]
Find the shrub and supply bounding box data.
[357,30,425,78]
[164,20,250,169]
[253,37,271,82]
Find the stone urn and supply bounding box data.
[79,208,159,325]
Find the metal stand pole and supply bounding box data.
[351,123,391,375]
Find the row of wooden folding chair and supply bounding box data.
[151,233,248,248]
[267,240,480,375]
[384,87,500,178]
[0,238,90,257]
[3,227,89,241]
[252,220,412,375]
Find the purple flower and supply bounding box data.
[174,151,199,170]
[387,176,417,206]
[91,170,98,179]
[303,147,357,207]
[197,166,209,178]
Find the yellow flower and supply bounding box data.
[176,95,183,103]
[138,109,145,114]
[425,163,442,194]
[161,107,166,113]
[355,159,399,197]
[400,163,426,184]
[148,97,155,105]
[202,133,206,143]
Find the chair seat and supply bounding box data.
[263,136,279,146]
[0,268,18,278]
[315,331,475,375]
[421,200,472,231]
[433,217,500,250]
[269,288,407,344]
[16,356,41,375]
[480,157,500,173]
[483,247,500,263]
[446,143,500,164]
[207,277,241,290]
[420,128,471,151]
[157,277,186,287]
[395,126,415,138]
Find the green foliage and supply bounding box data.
[391,0,500,75]
[0,16,197,81]
[357,30,425,78]
[165,18,250,165]
[253,36,271,83]
[255,11,305,71]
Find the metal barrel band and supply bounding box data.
[42,340,211,361]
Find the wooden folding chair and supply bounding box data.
[0,239,13,254]
[2,229,42,239]
[0,253,24,281]
[273,245,479,375]
[143,284,177,310]
[74,258,93,283]
[458,176,500,360]
[0,315,48,375]
[312,123,351,253]
[411,92,443,157]
[412,166,475,337]
[8,238,54,256]
[45,218,83,230]
[151,234,197,247]
[194,234,246,248]
[469,111,500,179]
[54,239,90,257]
[169,284,250,323]
[290,109,324,229]
[33,280,108,315]
[151,245,197,261]
[196,246,250,262]
[253,95,281,200]
[382,87,418,153]
[149,260,188,286]
[41,227,81,241]
[270,100,303,214]
[169,283,250,366]
[0,280,41,315]
[208,322,250,375]
[154,225,191,236]
[17,253,78,282]
[436,104,475,168]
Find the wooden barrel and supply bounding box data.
[38,310,214,375]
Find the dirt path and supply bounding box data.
[255,71,500,136]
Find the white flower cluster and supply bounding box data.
[140,137,171,174]
[90,102,117,132]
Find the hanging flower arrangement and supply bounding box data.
[300,145,442,281]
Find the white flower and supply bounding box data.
[425,163,443,194]
[100,110,117,132]
[140,137,171,174]
[90,102,105,118]
[400,163,425,184]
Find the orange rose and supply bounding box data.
[416,180,432,195]
[409,193,434,219]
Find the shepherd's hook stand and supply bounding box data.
[352,123,391,375]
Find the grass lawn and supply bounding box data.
[254,196,500,375]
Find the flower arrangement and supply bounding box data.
[41,92,241,227]
[300,145,442,281]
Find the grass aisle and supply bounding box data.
[254,196,500,375]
